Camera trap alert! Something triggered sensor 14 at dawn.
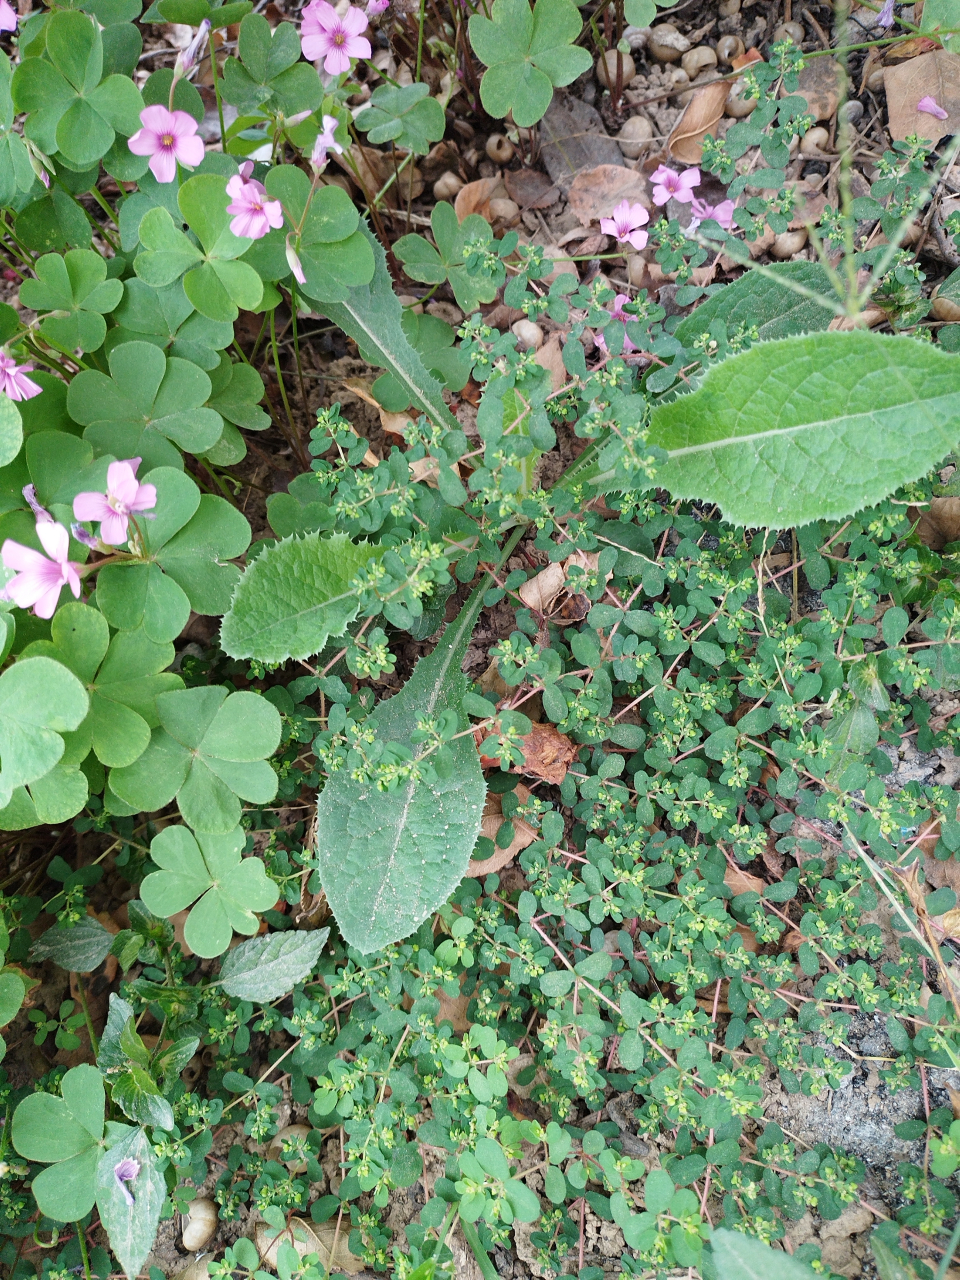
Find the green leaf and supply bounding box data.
[882,606,909,647]
[141,824,278,957]
[222,14,321,117]
[218,928,330,1001]
[870,1235,924,1280]
[30,916,113,971]
[109,685,281,832]
[649,333,960,527]
[373,311,470,409]
[469,0,592,126]
[320,223,460,434]
[12,1064,104,1221]
[110,279,233,370]
[68,343,222,469]
[110,1067,175,1130]
[710,1228,818,1280]
[19,249,123,353]
[394,202,499,315]
[96,1127,167,1279]
[0,396,23,470]
[355,83,445,154]
[205,352,269,430]
[220,531,384,662]
[315,586,488,953]
[0,971,25,1027]
[0,656,89,809]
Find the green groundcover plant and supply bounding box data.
[0,1,960,1279]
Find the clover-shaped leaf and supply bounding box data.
[373,312,470,411]
[135,174,264,322]
[22,602,183,768]
[94,467,251,639]
[0,54,36,208]
[109,279,234,371]
[12,1063,105,1221]
[0,656,89,810]
[468,0,592,127]
[394,201,500,314]
[67,340,224,469]
[19,250,124,354]
[206,352,270,430]
[355,83,445,154]
[109,684,281,832]
[222,14,322,118]
[151,0,253,28]
[141,823,277,956]
[12,10,143,168]
[242,167,374,304]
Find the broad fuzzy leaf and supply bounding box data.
[710,1229,818,1280]
[31,916,113,971]
[320,223,460,434]
[315,589,487,953]
[220,531,383,662]
[219,928,329,1001]
[649,332,960,527]
[670,261,839,350]
[97,1127,166,1279]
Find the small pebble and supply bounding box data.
[512,319,544,349]
[718,0,740,13]
[725,80,757,117]
[716,34,744,64]
[773,20,805,42]
[771,229,808,258]
[433,171,463,201]
[616,115,654,159]
[933,294,960,323]
[181,1200,217,1252]
[800,126,831,154]
[488,197,520,224]
[867,68,885,93]
[839,99,864,124]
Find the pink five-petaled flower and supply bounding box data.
[113,1159,140,1209]
[73,458,157,547]
[650,165,701,206]
[366,0,389,15]
[0,0,17,32]
[1,521,81,619]
[0,352,41,402]
[596,294,638,354]
[686,196,736,232]
[917,95,949,121]
[225,174,284,240]
[599,200,649,251]
[310,113,345,171]
[301,0,371,76]
[128,105,205,184]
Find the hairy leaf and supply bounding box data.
[315,588,487,952]
[219,928,329,1001]
[96,1127,166,1279]
[648,333,960,527]
[710,1229,818,1280]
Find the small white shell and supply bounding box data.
[181,1199,217,1252]
[266,1124,313,1174]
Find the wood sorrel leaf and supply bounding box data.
[314,586,487,953]
[649,332,960,527]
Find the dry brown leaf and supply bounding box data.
[518,561,566,613]
[516,721,578,784]
[504,168,560,210]
[668,80,730,164]
[787,180,829,230]
[940,908,960,939]
[341,376,380,408]
[885,50,960,144]
[724,865,765,897]
[255,1221,363,1275]
[794,57,845,122]
[479,656,510,700]
[827,309,886,330]
[468,784,537,875]
[420,139,461,183]
[909,497,960,550]
[435,980,471,1032]
[734,923,759,952]
[409,456,440,486]
[455,176,508,220]
[731,48,763,71]
[884,35,946,64]
[948,1086,960,1119]
[567,165,650,227]
[334,145,422,204]
[380,408,414,438]
[534,333,568,394]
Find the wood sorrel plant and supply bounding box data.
[1,1,960,1278]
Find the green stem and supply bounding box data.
[88,184,121,232]
[459,1217,498,1280]
[415,0,427,81]
[209,36,227,155]
[269,306,307,468]
[936,1214,960,1280]
[74,975,100,1056]
[76,1221,93,1280]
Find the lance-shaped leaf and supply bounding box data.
[11,11,143,168]
[109,278,234,371]
[710,1229,819,1280]
[22,602,183,769]
[135,174,264,322]
[141,823,277,956]
[315,587,487,952]
[0,656,89,810]
[221,13,322,117]
[12,1063,105,1221]
[67,340,223,470]
[109,685,281,832]
[320,223,460,433]
[95,468,251,639]
[648,332,960,528]
[96,1126,167,1280]
[19,249,123,354]
[220,531,384,662]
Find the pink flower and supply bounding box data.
[599,199,649,251]
[877,0,895,26]
[301,0,371,76]
[596,294,638,354]
[113,1158,140,1208]
[73,457,157,547]
[128,105,205,184]
[0,0,17,32]
[366,0,389,14]
[0,353,41,402]
[1,521,81,619]
[225,174,284,240]
[285,236,306,285]
[686,197,736,232]
[650,165,701,206]
[917,95,949,121]
[173,18,211,80]
[310,113,344,171]
[238,160,255,179]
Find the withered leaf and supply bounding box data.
[885,50,960,145]
[668,80,730,164]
